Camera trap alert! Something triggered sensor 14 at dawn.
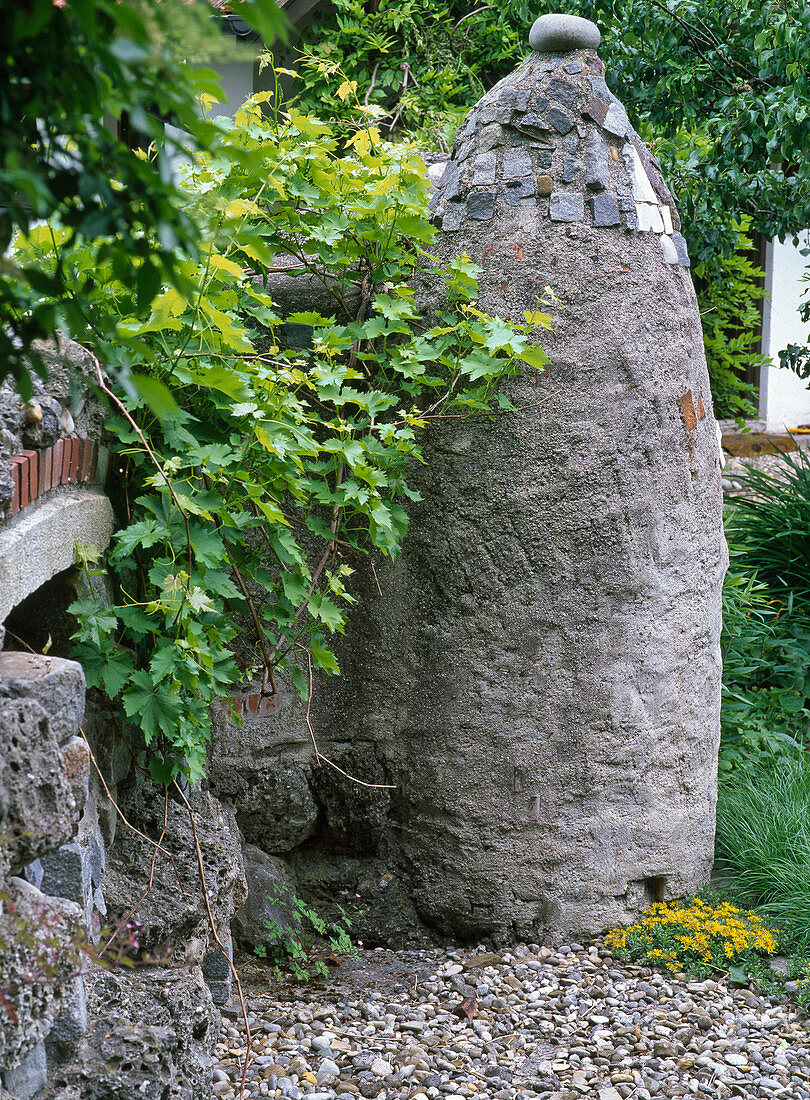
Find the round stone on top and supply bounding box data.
[529,13,601,53]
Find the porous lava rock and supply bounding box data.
[40,963,219,1100]
[101,776,246,963]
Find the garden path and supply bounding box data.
[214,942,809,1100]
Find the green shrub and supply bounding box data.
[720,562,810,774]
[726,447,810,606]
[605,897,779,981]
[692,218,768,421]
[716,755,810,950]
[254,885,358,982]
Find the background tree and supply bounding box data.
[291,0,810,416]
[0,0,286,397]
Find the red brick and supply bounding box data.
[52,439,64,485]
[255,693,282,717]
[62,438,73,483]
[10,456,29,509]
[21,450,38,503]
[9,459,22,515]
[38,446,53,494]
[68,439,80,484]
[78,439,93,482]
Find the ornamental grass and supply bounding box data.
[605,898,779,980]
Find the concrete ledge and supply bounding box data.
[0,489,114,623]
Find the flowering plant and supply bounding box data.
[606,898,779,980]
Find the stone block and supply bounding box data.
[23,859,44,890]
[206,979,232,1006]
[544,78,579,109]
[585,132,610,192]
[602,102,630,138]
[565,60,583,74]
[442,204,463,232]
[518,113,551,137]
[636,202,665,233]
[49,963,219,1099]
[503,178,536,206]
[672,233,691,267]
[589,193,620,227]
[40,840,91,907]
[561,157,582,183]
[546,107,574,134]
[472,153,496,186]
[101,780,246,964]
[502,149,533,182]
[86,828,106,888]
[60,735,90,811]
[0,695,76,874]
[535,148,553,169]
[45,976,88,1063]
[3,1040,47,1100]
[232,844,298,951]
[0,653,85,747]
[549,192,584,222]
[467,192,496,221]
[202,933,233,980]
[661,234,679,264]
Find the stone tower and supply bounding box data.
[222,13,728,946]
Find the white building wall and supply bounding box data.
[760,230,810,432]
[207,60,257,120]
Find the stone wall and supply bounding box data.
[0,342,245,1099]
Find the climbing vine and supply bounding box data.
[15,77,550,784]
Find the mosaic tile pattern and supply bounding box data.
[430,48,691,269]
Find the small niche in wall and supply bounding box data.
[2,565,83,657]
[643,875,668,904]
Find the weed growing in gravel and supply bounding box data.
[605,898,779,981]
[254,886,359,982]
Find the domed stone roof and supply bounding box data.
[429,14,690,268]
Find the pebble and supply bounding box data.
[215,942,810,1100]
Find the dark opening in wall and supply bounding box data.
[643,875,668,904]
[2,566,82,658]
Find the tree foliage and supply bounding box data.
[16,82,548,782]
[0,0,286,397]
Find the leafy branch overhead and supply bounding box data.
[16,74,551,784]
[0,0,288,396]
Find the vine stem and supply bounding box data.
[84,347,194,587]
[78,727,186,893]
[99,785,170,956]
[224,546,277,696]
[301,648,395,790]
[172,781,254,1100]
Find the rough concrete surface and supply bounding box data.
[299,41,726,943]
[0,490,114,623]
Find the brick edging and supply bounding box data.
[7,438,108,516]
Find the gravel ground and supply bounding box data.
[214,942,810,1100]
